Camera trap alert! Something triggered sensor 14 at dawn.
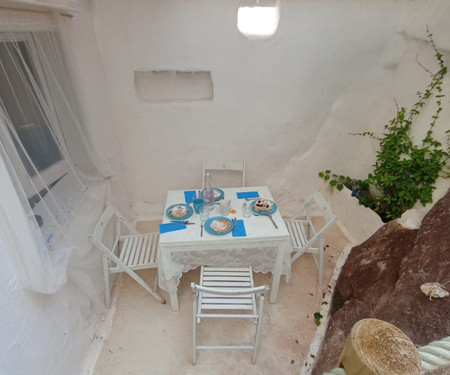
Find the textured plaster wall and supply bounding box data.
[0,2,122,375]
[90,0,450,227]
[1,1,450,375]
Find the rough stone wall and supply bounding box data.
[311,188,450,374]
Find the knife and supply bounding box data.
[233,217,237,236]
[266,212,278,229]
[170,220,195,225]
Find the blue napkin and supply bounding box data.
[159,223,187,233]
[232,220,247,237]
[236,191,260,199]
[184,190,197,203]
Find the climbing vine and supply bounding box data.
[319,29,449,222]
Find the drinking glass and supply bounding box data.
[193,198,204,214]
[242,201,252,218]
[219,200,231,216]
[199,206,210,224]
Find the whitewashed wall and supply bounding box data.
[0,2,123,375]
[90,0,450,223]
[1,1,450,375]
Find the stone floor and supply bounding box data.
[90,220,350,375]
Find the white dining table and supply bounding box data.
[158,186,291,311]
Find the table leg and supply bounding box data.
[164,277,180,311]
[169,291,180,311]
[270,239,288,303]
[269,273,281,303]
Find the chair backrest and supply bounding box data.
[192,284,268,297]
[292,191,336,239]
[202,160,246,188]
[191,283,269,317]
[308,191,335,225]
[90,202,138,254]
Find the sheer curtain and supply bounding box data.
[0,9,109,296]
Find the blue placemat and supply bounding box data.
[236,191,259,199]
[184,190,197,203]
[159,223,187,233]
[232,219,247,237]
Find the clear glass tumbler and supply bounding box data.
[242,201,252,218]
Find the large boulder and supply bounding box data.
[311,188,450,374]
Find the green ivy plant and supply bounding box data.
[319,29,449,222]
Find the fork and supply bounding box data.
[266,212,278,229]
[253,211,278,229]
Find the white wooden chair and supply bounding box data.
[202,160,246,188]
[89,202,166,308]
[284,191,336,285]
[191,266,269,365]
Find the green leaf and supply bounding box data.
[313,312,323,326]
[316,30,448,222]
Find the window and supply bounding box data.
[0,28,91,246]
[237,0,280,39]
[0,35,69,197]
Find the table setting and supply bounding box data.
[158,186,291,311]
[159,188,280,236]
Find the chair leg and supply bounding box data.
[126,267,166,304]
[103,255,111,308]
[318,235,324,285]
[154,268,159,291]
[193,293,198,365]
[252,294,266,364]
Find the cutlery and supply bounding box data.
[266,212,278,229]
[201,223,204,237]
[168,221,195,225]
[253,211,278,229]
[233,217,237,236]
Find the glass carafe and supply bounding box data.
[203,172,215,210]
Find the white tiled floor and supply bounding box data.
[91,221,350,375]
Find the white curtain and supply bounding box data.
[0,9,109,296]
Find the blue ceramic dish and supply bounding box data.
[251,199,277,215]
[166,203,193,221]
[205,216,234,235]
[200,188,224,202]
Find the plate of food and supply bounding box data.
[205,216,234,235]
[251,198,277,215]
[166,203,193,220]
[200,188,224,202]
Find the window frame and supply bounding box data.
[0,31,70,198]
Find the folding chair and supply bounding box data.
[191,266,269,364]
[202,160,246,188]
[284,191,336,285]
[89,202,166,307]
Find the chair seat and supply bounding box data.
[200,267,255,311]
[115,233,159,271]
[89,203,165,307]
[284,219,310,249]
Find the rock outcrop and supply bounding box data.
[311,188,450,374]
